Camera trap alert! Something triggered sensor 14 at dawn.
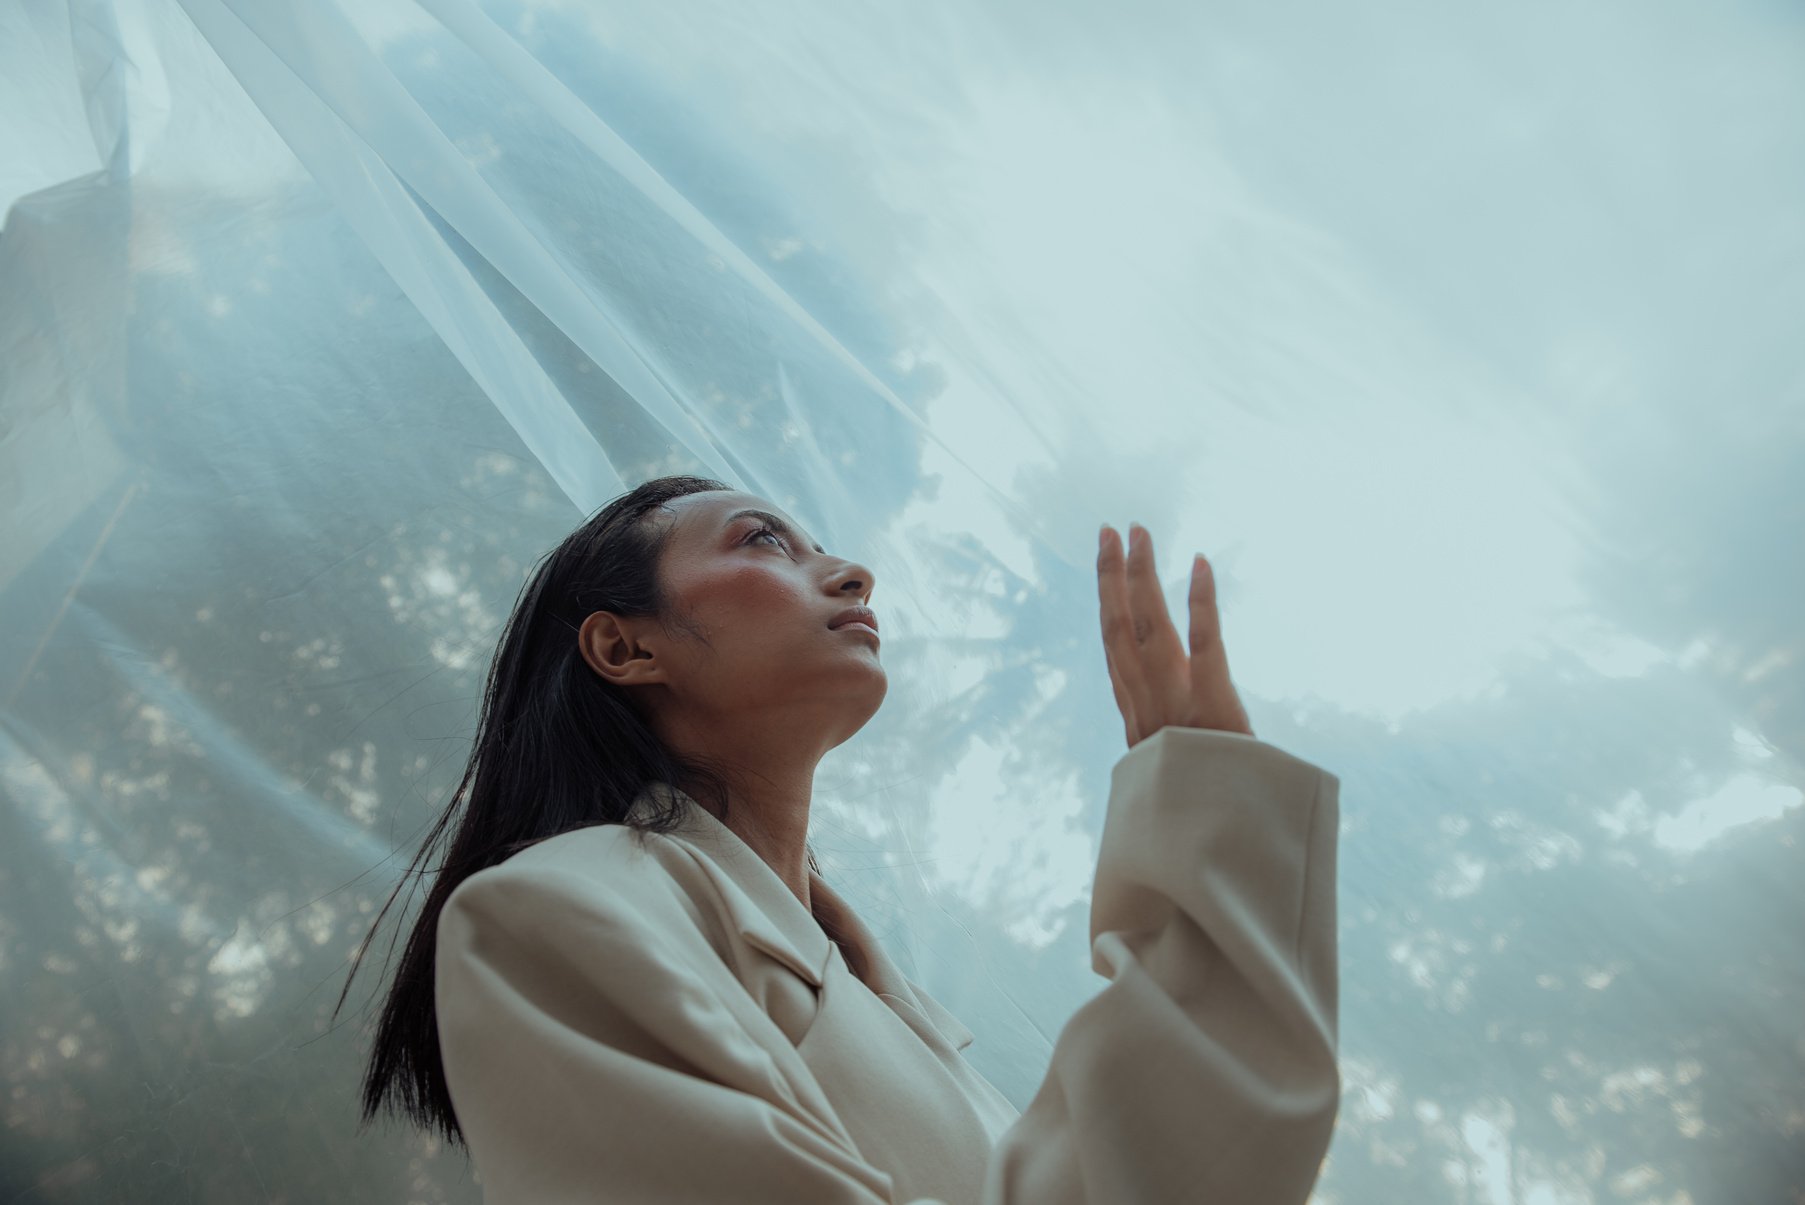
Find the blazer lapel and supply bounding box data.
[627,781,834,991]
[809,874,977,1052]
[628,781,976,1053]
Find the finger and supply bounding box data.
[1187,552,1242,727]
[1187,552,1224,662]
[1102,643,1139,748]
[1125,525,1191,704]
[1098,526,1151,732]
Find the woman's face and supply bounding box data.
[581,491,886,753]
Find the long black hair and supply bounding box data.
[332,472,825,1148]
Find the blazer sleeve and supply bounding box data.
[978,724,1342,1204]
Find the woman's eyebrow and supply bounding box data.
[725,508,826,555]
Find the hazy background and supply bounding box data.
[2,0,1801,1200]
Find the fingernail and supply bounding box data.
[1099,523,1109,549]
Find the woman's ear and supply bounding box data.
[578,611,662,686]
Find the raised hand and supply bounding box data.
[1097,522,1254,749]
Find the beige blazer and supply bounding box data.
[435,725,1341,1203]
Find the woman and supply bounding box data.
[338,473,1341,1203]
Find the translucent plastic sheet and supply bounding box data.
[3,1,1802,1200]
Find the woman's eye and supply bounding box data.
[747,526,785,548]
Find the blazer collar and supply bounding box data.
[627,781,975,1051]
[627,781,833,988]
